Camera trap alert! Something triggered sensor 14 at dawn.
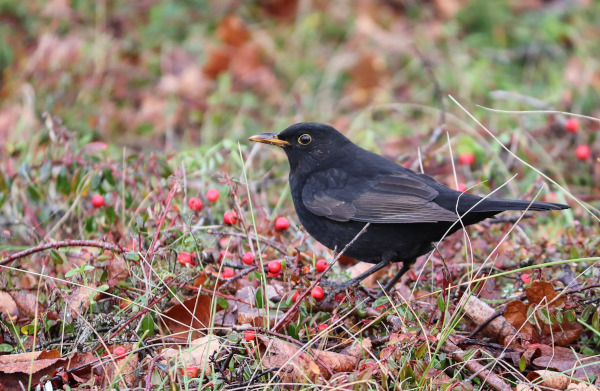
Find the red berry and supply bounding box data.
[218,250,232,262]
[565,118,579,133]
[206,188,220,202]
[177,252,192,266]
[223,211,238,225]
[275,216,290,231]
[458,152,475,166]
[188,197,203,211]
[317,323,327,331]
[315,259,329,273]
[268,261,281,274]
[334,292,346,303]
[521,273,531,284]
[244,330,255,342]
[91,194,105,208]
[575,144,591,161]
[113,346,127,359]
[221,267,235,278]
[242,252,254,265]
[182,365,199,377]
[457,183,467,193]
[311,286,324,301]
[291,291,300,302]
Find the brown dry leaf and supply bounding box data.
[0,350,64,390]
[0,291,18,321]
[503,301,540,343]
[161,334,220,375]
[257,336,370,383]
[567,383,599,391]
[106,253,128,283]
[527,370,571,390]
[161,294,212,339]
[103,345,138,388]
[62,283,98,320]
[259,0,299,20]
[238,308,283,328]
[347,261,387,289]
[9,291,45,320]
[530,345,600,380]
[216,15,250,47]
[346,52,386,106]
[203,46,232,79]
[229,42,281,100]
[526,281,562,307]
[539,319,582,346]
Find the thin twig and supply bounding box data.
[0,240,125,267]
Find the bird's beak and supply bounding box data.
[248,132,290,147]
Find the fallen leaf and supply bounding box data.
[526,281,562,307]
[257,336,371,383]
[527,370,571,390]
[216,15,250,47]
[103,345,138,388]
[62,284,98,320]
[0,350,88,390]
[161,334,221,375]
[0,292,18,321]
[530,345,600,380]
[161,294,212,339]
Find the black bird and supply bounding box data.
[249,122,569,293]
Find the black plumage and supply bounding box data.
[250,122,568,292]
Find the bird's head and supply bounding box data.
[249,122,352,172]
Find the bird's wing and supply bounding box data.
[302,170,459,223]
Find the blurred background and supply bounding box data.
[0,0,598,195]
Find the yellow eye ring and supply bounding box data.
[298,134,312,145]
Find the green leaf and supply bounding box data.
[97,284,109,292]
[57,166,71,195]
[138,315,155,338]
[519,355,527,371]
[581,305,595,322]
[0,344,14,353]
[287,323,300,340]
[91,174,102,190]
[217,296,229,310]
[437,295,446,312]
[593,311,599,330]
[125,252,140,261]
[40,161,52,183]
[50,249,65,265]
[537,309,552,325]
[565,310,576,323]
[106,206,117,224]
[104,168,115,186]
[65,268,79,278]
[372,296,389,308]
[555,310,564,324]
[84,216,97,233]
[255,288,264,309]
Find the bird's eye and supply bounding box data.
[298,134,312,145]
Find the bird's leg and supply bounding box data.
[323,254,394,301]
[376,259,413,298]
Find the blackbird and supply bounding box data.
[249,122,569,292]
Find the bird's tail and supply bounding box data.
[470,198,569,213]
